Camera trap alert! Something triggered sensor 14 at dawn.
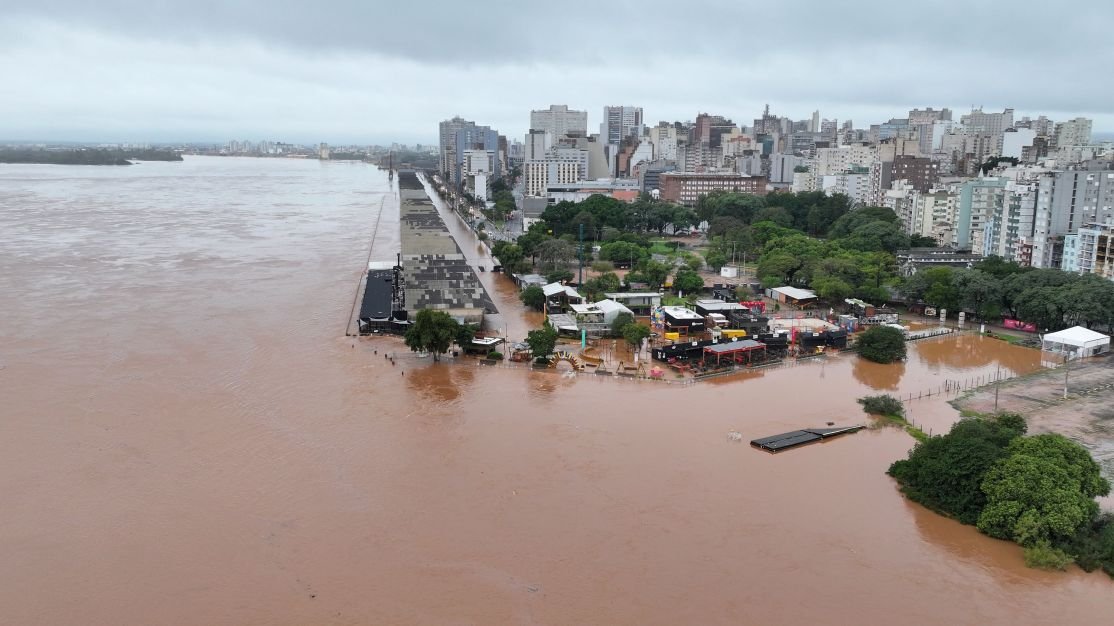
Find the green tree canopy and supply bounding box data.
[520,284,545,311]
[857,326,906,364]
[673,268,705,294]
[526,325,558,358]
[403,309,460,361]
[978,434,1109,547]
[888,414,1026,524]
[610,311,635,337]
[622,321,651,350]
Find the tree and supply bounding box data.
[492,242,525,273]
[638,259,671,289]
[546,269,574,284]
[537,239,576,271]
[526,325,558,358]
[955,269,1002,321]
[856,326,906,364]
[705,249,728,271]
[888,414,1025,524]
[622,322,651,350]
[828,206,900,239]
[455,323,477,349]
[673,268,705,295]
[520,284,545,311]
[611,312,635,337]
[978,434,1109,547]
[858,394,905,417]
[403,309,460,361]
[812,276,853,303]
[752,206,794,228]
[599,241,647,267]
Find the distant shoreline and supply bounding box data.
[0,148,183,166]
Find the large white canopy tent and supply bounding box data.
[1041,326,1110,359]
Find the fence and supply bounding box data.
[896,369,1016,405]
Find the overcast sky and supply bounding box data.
[2,0,1112,145]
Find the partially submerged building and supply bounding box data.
[398,171,496,326]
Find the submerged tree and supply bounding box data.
[403,309,461,361]
[526,325,558,359]
[856,326,907,364]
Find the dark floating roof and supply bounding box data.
[359,269,395,320]
[750,426,863,452]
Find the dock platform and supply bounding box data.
[750,426,863,452]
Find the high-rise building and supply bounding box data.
[449,124,499,186]
[439,116,474,174]
[890,155,940,193]
[1054,117,1093,148]
[523,147,589,197]
[961,107,1015,134]
[1063,223,1114,279]
[530,105,588,140]
[908,108,952,155]
[524,129,552,162]
[956,177,1008,251]
[600,105,644,146]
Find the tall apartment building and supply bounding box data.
[961,107,1015,135]
[1030,165,1114,267]
[659,172,767,206]
[439,116,474,174]
[891,155,940,193]
[600,105,644,145]
[1064,224,1114,279]
[523,147,589,197]
[649,122,679,161]
[915,189,959,244]
[884,180,921,235]
[813,145,878,176]
[956,177,1008,250]
[821,172,873,206]
[530,105,588,140]
[524,129,552,162]
[450,125,499,186]
[908,107,951,155]
[982,178,1038,260]
[1054,117,1093,149]
[770,153,809,184]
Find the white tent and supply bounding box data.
[1042,326,1110,359]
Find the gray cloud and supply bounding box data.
[1,1,1112,143]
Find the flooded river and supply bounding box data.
[1,157,1111,625]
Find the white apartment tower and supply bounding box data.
[530,105,588,140]
[1054,118,1093,148]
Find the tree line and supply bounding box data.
[889,413,1114,574]
[0,148,184,165]
[902,257,1114,331]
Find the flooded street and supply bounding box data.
[1,156,1112,625]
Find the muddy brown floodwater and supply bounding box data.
[2,156,1112,625]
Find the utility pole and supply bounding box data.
[1064,352,1070,399]
[578,222,585,285]
[994,364,1001,411]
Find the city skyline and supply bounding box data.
[3,0,1114,143]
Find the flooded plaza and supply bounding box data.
[1,157,1112,625]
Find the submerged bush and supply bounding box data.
[858,394,905,418]
[1023,541,1074,571]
